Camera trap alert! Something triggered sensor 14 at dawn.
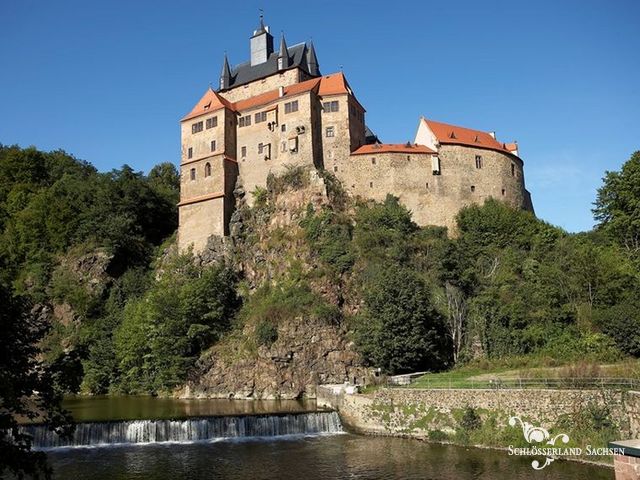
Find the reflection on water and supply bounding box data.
[47,434,614,480]
[61,395,319,422]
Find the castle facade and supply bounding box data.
[178,17,533,252]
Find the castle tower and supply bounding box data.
[250,14,274,66]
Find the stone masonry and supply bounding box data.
[178,17,534,253]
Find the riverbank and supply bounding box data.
[319,386,640,466]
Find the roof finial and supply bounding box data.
[259,8,265,28]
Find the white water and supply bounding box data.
[21,411,343,449]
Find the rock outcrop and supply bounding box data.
[183,167,369,399]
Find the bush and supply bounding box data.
[459,406,482,431]
[255,321,278,346]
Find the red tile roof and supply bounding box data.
[182,88,233,121]
[351,143,436,155]
[504,142,518,153]
[318,72,351,96]
[182,72,364,122]
[233,76,321,112]
[422,118,513,155]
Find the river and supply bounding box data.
[31,396,614,479]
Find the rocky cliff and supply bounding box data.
[182,167,368,399]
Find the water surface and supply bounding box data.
[62,395,319,422]
[47,434,613,480]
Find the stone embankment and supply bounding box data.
[318,386,640,440]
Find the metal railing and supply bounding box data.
[387,376,640,390]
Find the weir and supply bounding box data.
[22,411,342,449]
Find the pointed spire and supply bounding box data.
[220,53,231,90]
[307,41,320,76]
[255,10,266,34]
[277,33,290,70]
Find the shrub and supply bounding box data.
[255,321,278,346]
[459,406,482,431]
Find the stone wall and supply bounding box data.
[236,90,318,204]
[220,68,302,103]
[614,453,640,480]
[325,388,640,439]
[334,143,531,233]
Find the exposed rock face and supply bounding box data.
[182,167,369,399]
[183,317,367,399]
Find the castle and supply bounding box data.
[178,16,534,252]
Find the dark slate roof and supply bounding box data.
[365,125,380,144]
[220,42,319,91]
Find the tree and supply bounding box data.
[593,151,640,257]
[0,282,73,479]
[353,265,449,374]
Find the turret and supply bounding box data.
[307,41,320,77]
[250,14,274,66]
[219,53,231,90]
[277,33,290,71]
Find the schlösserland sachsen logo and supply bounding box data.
[507,416,624,470]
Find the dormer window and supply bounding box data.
[448,131,456,139]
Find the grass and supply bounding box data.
[408,358,640,389]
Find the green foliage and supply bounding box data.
[594,297,640,356]
[0,282,74,479]
[459,406,482,431]
[300,205,354,273]
[240,279,340,326]
[353,194,418,263]
[252,186,268,208]
[114,256,239,393]
[255,320,279,346]
[593,151,640,260]
[352,265,449,374]
[267,165,309,194]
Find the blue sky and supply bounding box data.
[1,0,638,232]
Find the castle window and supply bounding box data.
[475,155,483,169]
[470,185,476,192]
[322,101,339,113]
[190,168,196,181]
[187,147,193,159]
[191,121,203,134]
[502,188,506,196]
[204,162,211,177]
[258,143,271,159]
[206,117,218,129]
[326,126,335,138]
[281,124,286,132]
[407,155,411,161]
[255,111,267,123]
[241,146,247,158]
[334,166,338,172]
[210,140,216,152]
[288,137,298,152]
[239,115,251,127]
[372,158,376,165]
[284,100,298,114]
[281,141,286,152]
[511,163,516,176]
[426,182,429,189]
[369,181,373,188]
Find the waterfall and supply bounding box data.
[21,411,343,449]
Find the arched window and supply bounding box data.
[190,168,196,181]
[205,162,212,177]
